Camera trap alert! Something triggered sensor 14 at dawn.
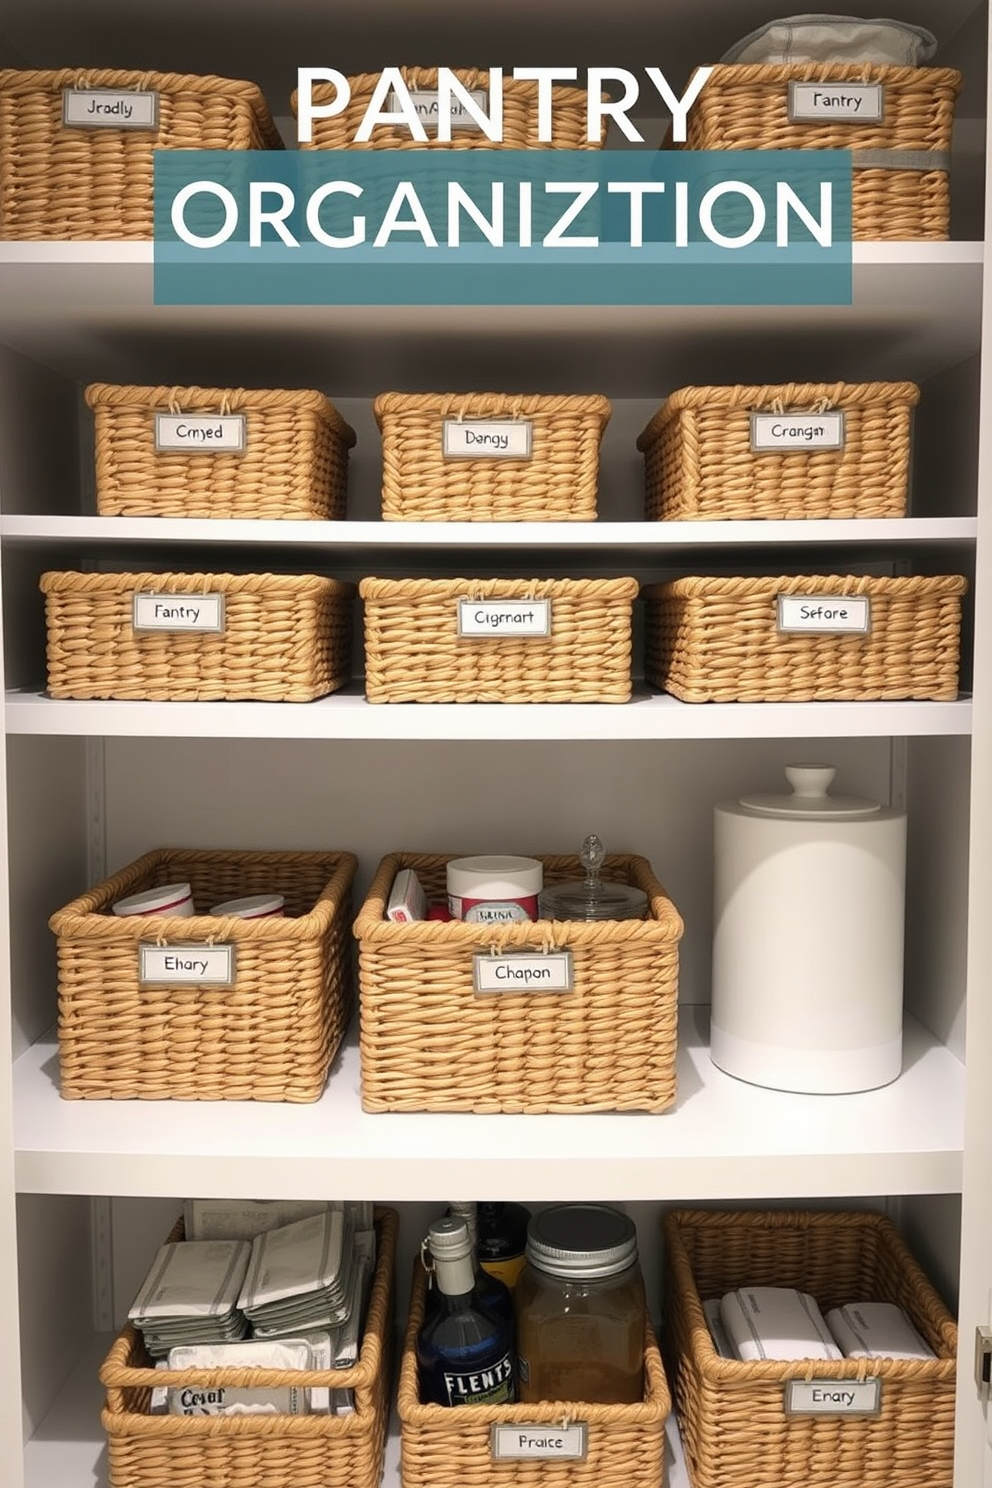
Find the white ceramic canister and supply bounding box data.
[112,882,195,918]
[209,894,285,919]
[447,855,543,925]
[711,765,906,1094]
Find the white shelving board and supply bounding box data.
[13,1009,964,1201]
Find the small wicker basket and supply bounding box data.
[375,392,611,522]
[360,576,638,703]
[638,382,919,521]
[680,63,962,240]
[0,68,282,239]
[40,570,353,702]
[87,384,356,520]
[293,67,603,151]
[100,1206,396,1488]
[398,1255,670,1488]
[662,1209,957,1488]
[643,573,967,702]
[354,850,683,1113]
[51,846,357,1101]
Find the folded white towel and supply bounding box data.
[825,1302,935,1360]
[703,1297,738,1358]
[720,1287,843,1362]
[720,16,937,68]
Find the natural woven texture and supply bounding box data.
[680,63,961,240]
[40,571,353,701]
[293,68,603,151]
[87,384,356,520]
[376,391,610,522]
[101,1207,396,1488]
[662,1209,957,1488]
[0,68,282,239]
[638,382,919,521]
[360,577,638,703]
[644,574,967,702]
[355,851,683,1113]
[399,1255,669,1488]
[51,846,356,1101]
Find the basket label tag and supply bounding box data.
[750,412,845,452]
[139,944,236,987]
[788,82,884,123]
[443,420,533,458]
[132,593,226,633]
[155,414,247,453]
[474,951,574,993]
[777,595,871,634]
[491,1424,588,1459]
[62,88,160,129]
[785,1379,881,1416]
[457,599,551,636]
[389,90,488,131]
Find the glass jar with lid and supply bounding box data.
[515,1204,646,1404]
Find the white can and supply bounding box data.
[113,882,195,918]
[447,855,543,925]
[209,894,286,919]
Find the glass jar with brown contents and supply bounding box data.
[515,1204,645,1404]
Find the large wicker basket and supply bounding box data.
[87,384,356,520]
[638,382,919,521]
[0,68,282,239]
[398,1254,669,1488]
[662,1209,957,1488]
[679,63,961,240]
[100,1206,396,1488]
[40,570,353,701]
[360,577,638,703]
[354,850,683,1113]
[51,846,357,1101]
[293,67,603,151]
[643,573,967,702]
[375,392,611,522]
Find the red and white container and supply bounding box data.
[446,855,543,925]
[112,882,194,918]
[209,894,286,919]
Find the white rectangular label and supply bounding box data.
[155,414,247,453]
[62,88,159,129]
[777,594,871,635]
[788,82,884,123]
[785,1379,881,1417]
[491,1424,588,1460]
[442,420,533,459]
[750,412,845,452]
[132,593,226,633]
[458,599,551,637]
[474,951,574,994]
[389,89,488,130]
[139,944,236,987]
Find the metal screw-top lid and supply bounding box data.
[526,1204,638,1279]
[428,1216,473,1263]
[448,1202,478,1245]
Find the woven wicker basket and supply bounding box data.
[638,382,919,521]
[680,63,961,239]
[375,392,610,522]
[662,1209,957,1488]
[354,850,683,1113]
[40,571,353,701]
[0,68,282,239]
[360,577,638,703]
[399,1255,669,1488]
[51,846,357,1101]
[87,384,356,520]
[644,573,967,702]
[100,1206,396,1488]
[293,68,603,151]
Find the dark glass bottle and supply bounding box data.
[417,1216,517,1408]
[476,1202,532,1291]
[446,1202,514,1326]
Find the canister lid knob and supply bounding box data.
[739,764,882,819]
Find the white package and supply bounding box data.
[184,1199,332,1241]
[130,1241,251,1322]
[703,1298,738,1359]
[165,1339,311,1417]
[825,1302,936,1360]
[720,1287,843,1362]
[720,15,937,67]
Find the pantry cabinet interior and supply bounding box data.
[0,1,991,1485]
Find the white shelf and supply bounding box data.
[13,1009,964,1201]
[0,515,979,550]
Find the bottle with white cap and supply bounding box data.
[416,1217,516,1407]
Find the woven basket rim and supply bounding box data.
[374,391,611,427]
[85,384,356,446]
[645,574,969,600]
[291,69,594,111]
[698,61,962,90]
[359,576,639,601]
[40,571,355,596]
[637,381,920,448]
